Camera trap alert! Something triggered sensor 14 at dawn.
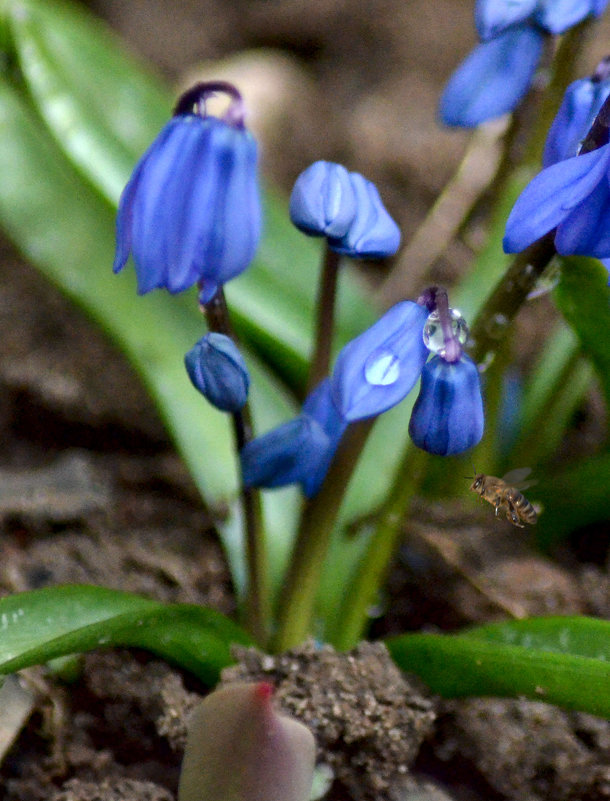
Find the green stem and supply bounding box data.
[271,420,373,652]
[203,290,269,644]
[307,245,341,394]
[330,447,429,650]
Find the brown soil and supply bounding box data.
[2,1,610,800]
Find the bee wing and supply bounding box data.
[502,467,532,484]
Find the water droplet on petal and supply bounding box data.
[364,349,400,386]
[423,308,469,356]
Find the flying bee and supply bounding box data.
[469,468,537,528]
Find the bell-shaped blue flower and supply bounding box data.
[184,332,250,412]
[543,72,610,167]
[114,83,261,296]
[503,142,610,257]
[331,301,429,422]
[475,0,608,40]
[327,173,401,258]
[440,24,544,127]
[408,355,484,456]
[289,161,357,238]
[240,379,347,497]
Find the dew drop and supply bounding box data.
[423,308,469,356]
[363,349,400,386]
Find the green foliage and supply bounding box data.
[387,616,610,718]
[0,585,251,685]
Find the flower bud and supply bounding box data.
[185,332,249,412]
[289,161,357,238]
[408,355,484,456]
[331,301,429,422]
[114,83,261,295]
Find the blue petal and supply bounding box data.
[555,174,610,256]
[475,0,537,41]
[408,355,484,456]
[537,0,600,33]
[301,379,348,497]
[240,417,330,490]
[503,144,610,253]
[289,162,357,238]
[439,25,544,128]
[331,301,429,422]
[328,172,401,258]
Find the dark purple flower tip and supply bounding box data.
[408,354,484,456]
[331,301,429,422]
[439,24,544,128]
[184,333,249,412]
[113,111,261,295]
[289,161,357,239]
[503,143,610,256]
[327,173,401,258]
[543,75,610,167]
[240,416,331,491]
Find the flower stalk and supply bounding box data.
[307,245,342,394]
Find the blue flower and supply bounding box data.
[504,139,610,257]
[290,163,400,258]
[331,301,429,422]
[184,332,249,412]
[408,355,484,456]
[114,88,261,296]
[543,72,610,166]
[289,161,357,238]
[475,0,607,40]
[240,380,347,497]
[439,24,544,127]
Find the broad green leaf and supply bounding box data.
[0,585,251,684]
[0,77,300,598]
[554,256,610,410]
[387,616,610,717]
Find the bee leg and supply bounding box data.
[506,500,524,528]
[494,499,501,517]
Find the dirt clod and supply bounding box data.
[51,778,173,801]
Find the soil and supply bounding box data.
[1,1,610,800]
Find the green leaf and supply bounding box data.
[554,256,610,410]
[0,585,251,684]
[387,616,610,717]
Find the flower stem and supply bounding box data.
[307,245,341,394]
[271,420,373,652]
[203,289,269,643]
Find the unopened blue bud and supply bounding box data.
[240,416,330,491]
[331,301,429,422]
[543,73,610,167]
[439,24,544,127]
[475,0,537,41]
[475,0,608,40]
[328,173,401,258]
[408,355,484,456]
[114,86,261,295]
[536,0,608,34]
[185,333,249,412]
[289,161,357,238]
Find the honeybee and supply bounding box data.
[469,468,537,528]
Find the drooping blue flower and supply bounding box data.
[408,355,484,456]
[241,379,347,497]
[289,161,357,238]
[439,24,545,128]
[475,0,607,40]
[331,301,429,422]
[184,332,249,412]
[543,70,610,166]
[327,173,401,258]
[290,163,400,258]
[504,140,610,257]
[114,84,261,296]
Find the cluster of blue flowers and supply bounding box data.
[114,82,485,500]
[441,0,608,127]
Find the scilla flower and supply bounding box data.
[290,162,400,258]
[331,301,429,422]
[475,0,608,41]
[184,332,249,412]
[504,64,610,258]
[114,81,261,296]
[409,354,484,456]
